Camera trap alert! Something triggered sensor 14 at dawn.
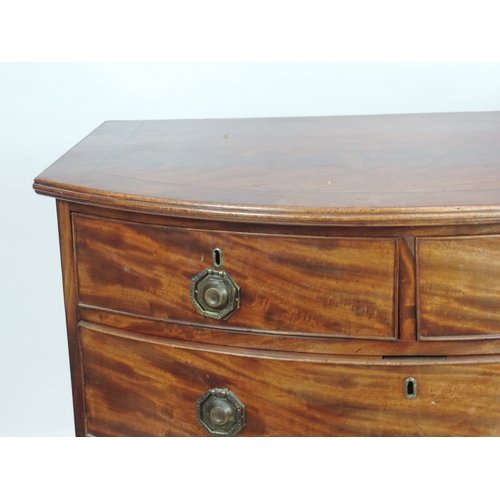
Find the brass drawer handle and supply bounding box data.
[196,388,246,436]
[190,248,240,320]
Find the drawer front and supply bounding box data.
[417,235,500,339]
[74,214,398,339]
[81,324,500,436]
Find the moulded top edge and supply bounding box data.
[33,113,500,224]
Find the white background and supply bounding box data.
[1,1,500,497]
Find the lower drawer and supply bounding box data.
[80,323,500,436]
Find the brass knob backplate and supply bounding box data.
[190,269,240,320]
[196,388,246,437]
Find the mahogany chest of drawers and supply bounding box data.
[33,112,500,436]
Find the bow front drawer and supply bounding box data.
[417,235,500,339]
[74,214,398,339]
[81,323,500,437]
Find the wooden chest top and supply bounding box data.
[33,112,500,225]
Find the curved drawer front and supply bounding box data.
[417,235,500,339]
[74,214,398,339]
[81,324,500,437]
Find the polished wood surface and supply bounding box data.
[56,200,86,436]
[34,112,500,225]
[79,306,500,357]
[82,323,500,437]
[417,235,500,339]
[34,113,500,436]
[74,213,398,339]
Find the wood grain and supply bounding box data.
[56,200,86,436]
[34,113,500,225]
[70,201,500,238]
[79,307,500,357]
[417,235,500,339]
[81,323,500,437]
[399,235,416,341]
[74,213,398,339]
[34,114,500,437]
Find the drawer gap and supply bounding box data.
[382,356,447,360]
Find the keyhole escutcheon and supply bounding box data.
[404,377,417,399]
[212,248,223,268]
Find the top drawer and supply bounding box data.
[417,235,500,339]
[74,214,398,339]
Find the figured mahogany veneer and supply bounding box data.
[82,323,500,437]
[34,112,500,436]
[74,214,398,339]
[417,235,500,339]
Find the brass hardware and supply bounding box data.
[190,268,240,320]
[196,388,246,436]
[404,377,417,399]
[212,248,223,268]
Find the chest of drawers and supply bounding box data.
[33,113,500,436]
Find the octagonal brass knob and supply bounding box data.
[190,268,240,320]
[196,388,246,437]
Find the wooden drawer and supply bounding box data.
[417,235,500,339]
[74,214,398,339]
[80,323,500,437]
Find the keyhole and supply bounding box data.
[404,377,417,399]
[212,248,223,268]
